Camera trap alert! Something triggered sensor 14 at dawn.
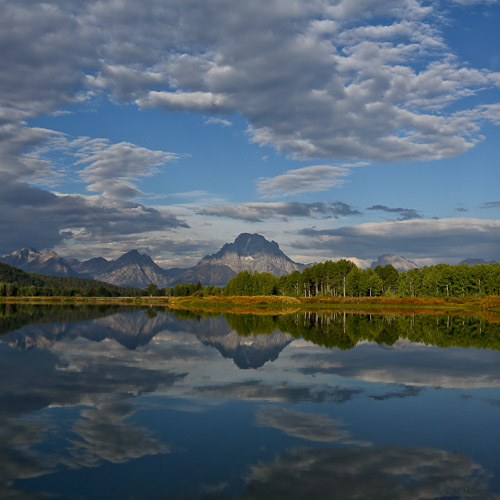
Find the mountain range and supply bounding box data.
[1,233,495,288]
[0,233,304,288]
[370,254,420,272]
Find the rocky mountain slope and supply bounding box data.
[88,250,174,289]
[199,233,304,276]
[0,248,79,277]
[7,234,475,289]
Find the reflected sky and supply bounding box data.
[0,306,499,498]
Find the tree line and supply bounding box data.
[2,259,499,299]
[222,261,500,298]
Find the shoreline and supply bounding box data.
[1,294,498,313]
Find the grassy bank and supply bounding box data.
[1,295,499,323]
[166,294,500,317]
[0,296,164,306]
[1,294,499,314]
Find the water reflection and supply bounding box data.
[255,407,371,445]
[239,446,494,500]
[0,305,499,498]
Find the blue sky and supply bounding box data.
[1,0,499,268]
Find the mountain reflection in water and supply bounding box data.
[0,304,499,499]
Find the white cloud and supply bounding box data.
[0,0,499,260]
[0,174,188,254]
[295,217,500,262]
[137,91,232,113]
[1,0,499,165]
[257,165,352,197]
[73,140,179,199]
[86,64,166,101]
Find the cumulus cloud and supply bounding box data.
[257,165,353,197]
[197,201,361,222]
[85,64,165,101]
[0,1,96,122]
[0,174,188,254]
[2,0,498,165]
[294,218,500,262]
[0,122,63,180]
[72,139,180,199]
[137,91,232,113]
[367,204,422,221]
[0,126,187,253]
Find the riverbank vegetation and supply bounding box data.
[222,261,500,298]
[143,261,500,300]
[1,261,499,312]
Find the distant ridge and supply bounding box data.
[0,248,80,277]
[459,258,497,265]
[370,254,419,272]
[6,234,495,289]
[0,234,298,288]
[77,250,182,288]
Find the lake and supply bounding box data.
[1,304,499,499]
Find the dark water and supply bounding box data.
[1,304,500,499]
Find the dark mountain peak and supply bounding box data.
[72,256,111,277]
[115,250,156,267]
[459,258,497,265]
[208,233,284,260]
[122,249,141,257]
[233,233,281,255]
[199,233,303,277]
[85,256,109,265]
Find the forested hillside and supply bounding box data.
[0,263,141,297]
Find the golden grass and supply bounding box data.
[1,294,499,320]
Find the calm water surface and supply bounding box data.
[1,304,500,499]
